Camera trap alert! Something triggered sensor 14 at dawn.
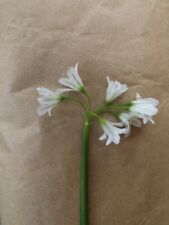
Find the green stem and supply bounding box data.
[83,90,91,111]
[95,103,131,114]
[80,115,91,225]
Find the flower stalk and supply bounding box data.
[80,115,91,225]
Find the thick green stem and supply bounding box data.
[80,116,91,225]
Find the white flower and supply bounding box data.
[119,94,159,135]
[58,64,85,92]
[99,118,127,145]
[130,93,159,117]
[119,112,143,136]
[37,87,66,116]
[105,77,128,102]
[120,112,143,128]
[120,111,155,127]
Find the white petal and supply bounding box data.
[106,78,116,101]
[111,132,120,145]
[75,63,78,71]
[99,133,107,141]
[106,76,110,83]
[112,122,125,127]
[134,94,159,105]
[124,123,131,137]
[48,107,53,116]
[105,78,128,102]
[37,87,53,96]
[106,136,114,145]
[141,115,154,124]
[136,98,159,106]
[119,113,129,124]
[116,127,128,135]
[55,88,72,94]
[37,105,51,116]
[37,97,58,106]
[68,65,83,86]
[67,68,79,87]
[131,104,158,116]
[58,78,76,90]
[149,118,155,124]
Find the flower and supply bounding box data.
[120,112,143,128]
[99,118,127,145]
[119,112,143,136]
[130,93,159,118]
[105,77,128,103]
[37,87,66,116]
[120,111,155,127]
[119,94,159,135]
[58,64,85,92]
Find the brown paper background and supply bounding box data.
[0,0,169,224]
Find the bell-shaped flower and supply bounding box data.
[130,93,159,117]
[119,94,159,135]
[119,112,143,136]
[99,118,127,145]
[120,111,155,127]
[105,77,128,103]
[37,87,67,116]
[58,64,85,92]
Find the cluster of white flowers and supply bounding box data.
[37,64,159,146]
[37,64,85,116]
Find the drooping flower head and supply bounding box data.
[105,77,128,103]
[59,64,85,92]
[37,64,159,146]
[99,118,128,145]
[37,87,66,116]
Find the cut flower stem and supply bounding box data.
[80,114,91,225]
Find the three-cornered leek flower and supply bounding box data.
[130,93,159,117]
[99,118,128,145]
[37,87,66,116]
[36,64,159,225]
[119,112,143,136]
[58,64,85,92]
[105,77,128,103]
[119,112,143,128]
[119,93,159,135]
